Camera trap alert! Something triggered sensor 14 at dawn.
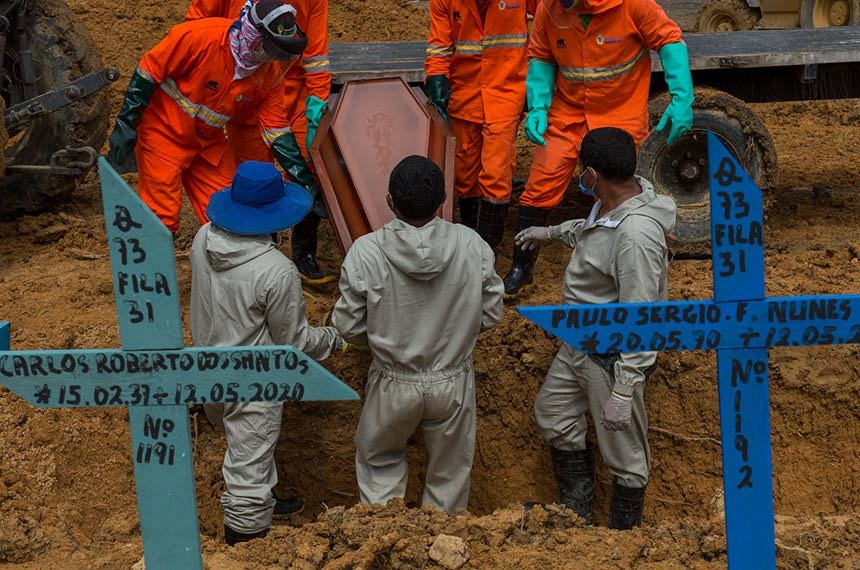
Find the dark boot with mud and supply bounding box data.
[552,446,595,524]
[224,525,269,546]
[458,196,480,230]
[607,480,646,530]
[477,199,508,251]
[503,205,549,296]
[272,494,305,518]
[291,211,336,285]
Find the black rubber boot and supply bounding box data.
[607,480,646,530]
[511,177,526,196]
[503,205,549,296]
[476,200,509,251]
[458,196,480,230]
[224,524,269,546]
[272,494,305,518]
[552,446,595,525]
[291,211,336,285]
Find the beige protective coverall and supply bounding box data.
[534,178,676,488]
[190,223,341,534]
[333,217,504,511]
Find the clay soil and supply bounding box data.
[2,0,860,568]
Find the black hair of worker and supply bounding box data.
[388,155,446,220]
[579,127,637,182]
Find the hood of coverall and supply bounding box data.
[376,217,458,282]
[202,223,278,272]
[601,177,676,234]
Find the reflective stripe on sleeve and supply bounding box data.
[261,126,292,146]
[426,43,454,57]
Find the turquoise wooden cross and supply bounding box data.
[0,159,359,570]
[519,133,860,569]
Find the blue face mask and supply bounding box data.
[578,168,597,197]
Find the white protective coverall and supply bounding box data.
[534,178,676,488]
[190,223,342,534]
[333,217,504,511]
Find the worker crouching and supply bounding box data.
[106,0,308,235]
[184,0,336,284]
[517,128,676,528]
[333,156,505,510]
[190,161,346,545]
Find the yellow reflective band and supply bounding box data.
[454,41,483,55]
[160,78,230,128]
[426,43,454,57]
[136,66,155,82]
[482,33,527,49]
[262,127,291,146]
[559,49,647,83]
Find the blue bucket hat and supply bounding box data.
[206,161,313,235]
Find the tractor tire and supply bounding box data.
[694,0,760,32]
[638,88,777,257]
[801,0,860,27]
[0,97,7,179]
[0,0,109,219]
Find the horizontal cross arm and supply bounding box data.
[518,294,860,354]
[0,346,359,407]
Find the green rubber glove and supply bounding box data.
[272,132,329,219]
[272,132,318,189]
[657,42,694,145]
[524,59,556,146]
[425,74,451,123]
[305,95,328,152]
[106,70,158,173]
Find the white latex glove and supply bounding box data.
[514,226,551,251]
[601,391,633,431]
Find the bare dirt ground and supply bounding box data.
[1,0,860,568]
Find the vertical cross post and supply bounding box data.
[516,133,860,569]
[100,158,203,569]
[0,162,358,569]
[708,133,775,568]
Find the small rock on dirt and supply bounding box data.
[428,534,469,570]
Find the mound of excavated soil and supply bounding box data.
[2,0,860,568]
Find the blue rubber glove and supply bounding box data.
[524,59,556,147]
[657,42,694,145]
[305,95,328,152]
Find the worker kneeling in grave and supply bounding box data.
[190,161,347,545]
[516,128,676,529]
[184,0,336,285]
[333,156,504,511]
[503,0,693,296]
[106,0,307,235]
[424,0,537,250]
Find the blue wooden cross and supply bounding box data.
[0,159,359,570]
[519,133,860,569]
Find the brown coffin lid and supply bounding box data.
[309,77,455,252]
